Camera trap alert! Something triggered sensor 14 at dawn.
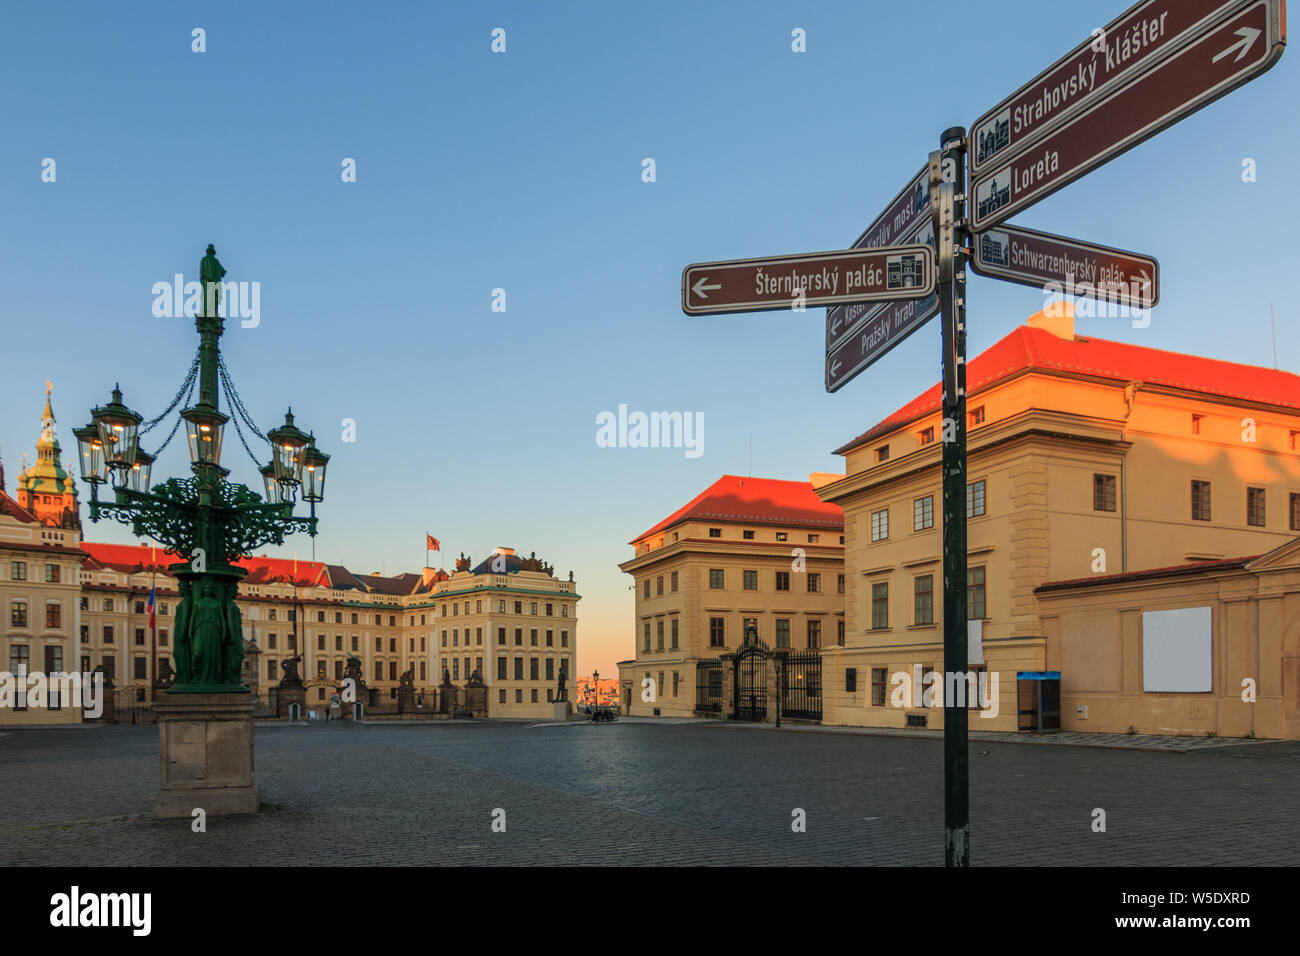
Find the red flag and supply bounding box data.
[426,534,440,551]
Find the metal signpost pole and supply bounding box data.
[935,127,970,867]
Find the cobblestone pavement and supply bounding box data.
[2,721,1297,866]
[709,720,1278,752]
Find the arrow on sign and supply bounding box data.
[825,289,941,392]
[970,223,1159,309]
[691,276,721,299]
[970,0,1285,232]
[968,0,1270,178]
[1213,26,1261,61]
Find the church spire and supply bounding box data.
[16,381,80,529]
[36,378,60,464]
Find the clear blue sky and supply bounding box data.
[2,0,1295,676]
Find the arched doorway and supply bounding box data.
[304,678,341,719]
[734,631,769,721]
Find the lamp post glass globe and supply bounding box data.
[260,462,278,503]
[73,424,106,485]
[127,449,154,494]
[92,385,142,473]
[181,407,228,467]
[261,462,295,505]
[267,409,309,486]
[301,439,329,503]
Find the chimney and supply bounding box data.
[1026,301,1075,341]
[808,472,843,490]
[494,546,515,557]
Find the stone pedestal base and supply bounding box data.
[463,685,487,718]
[153,692,259,820]
[553,700,573,720]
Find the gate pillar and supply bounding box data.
[718,652,735,720]
[770,649,788,725]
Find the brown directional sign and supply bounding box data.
[825,165,931,350]
[970,0,1261,177]
[971,224,1159,308]
[682,245,935,316]
[826,285,940,393]
[971,0,1286,232]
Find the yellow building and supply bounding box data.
[816,307,1300,737]
[1,388,86,724]
[75,544,579,719]
[3,384,580,723]
[617,475,844,717]
[1036,539,1300,738]
[424,549,580,718]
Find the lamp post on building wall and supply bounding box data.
[76,246,329,694]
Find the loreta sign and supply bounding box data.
[681,246,934,316]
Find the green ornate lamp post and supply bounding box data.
[77,246,328,695]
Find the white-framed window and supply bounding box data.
[913,495,934,531]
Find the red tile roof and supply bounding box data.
[631,475,843,543]
[82,542,180,573]
[835,325,1300,455]
[81,541,331,587]
[1035,556,1258,592]
[238,556,331,588]
[0,490,37,523]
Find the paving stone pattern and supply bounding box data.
[2,721,1296,866]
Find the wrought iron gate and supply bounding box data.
[734,636,768,721]
[696,660,722,714]
[780,651,822,721]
